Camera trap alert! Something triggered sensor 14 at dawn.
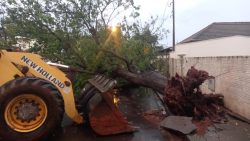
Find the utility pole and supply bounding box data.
[172,0,175,51]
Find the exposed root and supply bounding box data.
[164,67,226,122]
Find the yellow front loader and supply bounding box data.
[0,50,134,141]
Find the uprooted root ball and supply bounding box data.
[164,67,225,122]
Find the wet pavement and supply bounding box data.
[51,88,187,141]
[50,88,250,141]
[2,88,250,141]
[188,118,250,141]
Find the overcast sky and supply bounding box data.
[132,0,250,47]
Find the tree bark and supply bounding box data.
[114,68,167,94]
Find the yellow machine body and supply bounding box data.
[0,50,83,124]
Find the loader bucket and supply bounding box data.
[80,75,136,135]
[89,93,135,135]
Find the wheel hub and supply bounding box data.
[4,94,48,132]
[16,101,40,122]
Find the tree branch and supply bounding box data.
[100,49,137,73]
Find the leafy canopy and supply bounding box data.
[0,0,166,89]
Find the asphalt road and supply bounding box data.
[51,88,187,141]
[3,88,249,141]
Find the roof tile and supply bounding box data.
[179,22,250,44]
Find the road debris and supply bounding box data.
[142,109,165,126]
[160,116,197,134]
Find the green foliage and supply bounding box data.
[73,73,92,95]
[121,39,154,71]
[0,0,167,91]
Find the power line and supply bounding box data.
[162,0,169,20]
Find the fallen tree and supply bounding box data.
[114,66,226,122]
[114,68,167,94]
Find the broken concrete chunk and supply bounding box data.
[160,116,197,134]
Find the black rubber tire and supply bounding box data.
[0,77,64,141]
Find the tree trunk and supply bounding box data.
[114,67,226,122]
[114,68,167,94]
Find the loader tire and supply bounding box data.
[0,77,64,141]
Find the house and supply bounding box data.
[0,28,38,51]
[12,36,37,51]
[157,47,172,59]
[169,22,250,120]
[170,22,250,58]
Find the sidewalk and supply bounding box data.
[188,118,250,141]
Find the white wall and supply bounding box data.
[170,36,250,58]
[169,56,250,120]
